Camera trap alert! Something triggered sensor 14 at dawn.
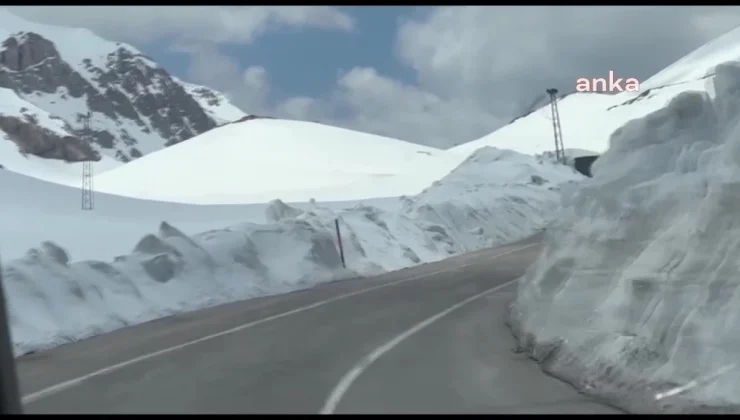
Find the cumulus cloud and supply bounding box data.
[7,6,740,149]
[6,5,354,122]
[6,6,354,44]
[393,6,740,132]
[191,60,496,148]
[251,6,740,148]
[325,67,496,147]
[170,42,275,116]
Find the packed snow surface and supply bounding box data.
[510,61,740,413]
[2,146,582,355]
[93,118,464,204]
[0,168,398,263]
[0,138,119,187]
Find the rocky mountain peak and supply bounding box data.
[0,14,247,166]
[0,32,60,72]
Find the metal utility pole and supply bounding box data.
[546,88,565,164]
[81,112,94,211]
[334,219,346,268]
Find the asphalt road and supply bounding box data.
[16,234,621,414]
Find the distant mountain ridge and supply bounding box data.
[0,10,247,164]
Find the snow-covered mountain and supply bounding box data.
[0,86,122,185]
[454,25,740,158]
[0,9,246,173]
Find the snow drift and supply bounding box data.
[510,61,740,413]
[5,146,582,355]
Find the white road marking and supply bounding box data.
[23,243,536,405]
[320,245,533,414]
[654,363,736,401]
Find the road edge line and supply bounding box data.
[22,243,535,405]
[319,246,533,414]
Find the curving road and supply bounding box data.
[16,234,622,414]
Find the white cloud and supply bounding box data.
[325,67,498,147]
[263,7,740,148]
[395,6,740,120]
[264,6,740,149]
[7,6,740,149]
[276,97,323,121]
[6,6,353,45]
[204,64,500,148]
[174,43,274,115]
[242,66,270,108]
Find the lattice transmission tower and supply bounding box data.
[81,112,94,211]
[546,88,566,165]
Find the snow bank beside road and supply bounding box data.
[510,62,740,413]
[7,216,354,355]
[6,146,582,356]
[405,148,580,251]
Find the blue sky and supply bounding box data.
[8,6,740,148]
[150,6,422,104]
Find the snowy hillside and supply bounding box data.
[641,24,740,89]
[450,84,699,157]
[452,25,740,158]
[404,147,582,251]
[0,145,582,355]
[176,78,247,125]
[510,61,740,413]
[0,9,246,175]
[0,86,121,184]
[93,118,465,204]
